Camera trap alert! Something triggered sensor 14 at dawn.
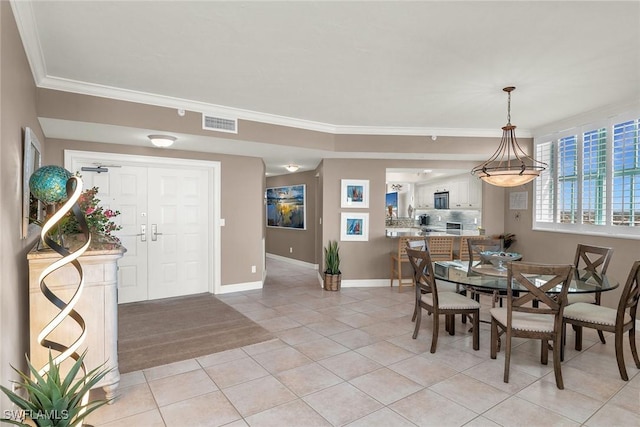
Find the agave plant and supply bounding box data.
[0,351,111,426]
[324,240,341,275]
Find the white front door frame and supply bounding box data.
[64,150,222,295]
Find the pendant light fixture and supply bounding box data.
[471,87,547,187]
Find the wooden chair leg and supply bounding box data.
[448,315,455,336]
[574,325,583,351]
[503,330,512,383]
[615,330,629,381]
[412,305,422,339]
[597,330,607,344]
[472,311,479,351]
[541,339,548,365]
[560,322,566,362]
[491,319,498,359]
[390,257,394,287]
[630,326,640,369]
[553,334,564,389]
[430,313,439,353]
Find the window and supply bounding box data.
[534,113,640,238]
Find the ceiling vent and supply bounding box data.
[202,114,238,134]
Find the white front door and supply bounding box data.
[147,167,210,300]
[66,152,217,303]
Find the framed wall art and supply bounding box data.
[266,184,306,229]
[341,179,369,208]
[23,127,42,239]
[340,212,369,241]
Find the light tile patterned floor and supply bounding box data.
[87,258,640,426]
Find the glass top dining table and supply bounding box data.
[433,261,619,294]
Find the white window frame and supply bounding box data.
[533,110,640,240]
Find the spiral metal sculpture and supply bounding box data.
[36,175,91,380]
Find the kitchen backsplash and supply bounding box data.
[387,209,482,231]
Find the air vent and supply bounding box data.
[202,114,238,134]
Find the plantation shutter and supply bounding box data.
[557,135,578,224]
[582,128,607,225]
[612,119,640,227]
[535,141,554,223]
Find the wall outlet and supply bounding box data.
[289,247,293,253]
[251,265,256,273]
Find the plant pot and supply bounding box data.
[324,272,341,291]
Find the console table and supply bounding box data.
[27,237,125,401]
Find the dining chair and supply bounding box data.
[459,236,479,261]
[562,260,640,381]
[467,238,504,307]
[406,247,480,353]
[490,262,574,389]
[427,236,454,261]
[566,244,614,344]
[390,236,426,291]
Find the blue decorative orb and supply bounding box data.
[29,165,72,204]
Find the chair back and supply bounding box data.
[406,237,427,251]
[617,260,640,326]
[394,236,423,258]
[506,262,574,321]
[467,238,502,270]
[427,236,454,261]
[406,247,439,305]
[574,244,613,274]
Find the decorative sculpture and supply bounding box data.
[29,166,91,403]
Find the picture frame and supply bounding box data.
[340,212,369,241]
[22,127,42,239]
[341,179,369,208]
[266,184,306,229]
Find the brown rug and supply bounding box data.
[117,293,274,373]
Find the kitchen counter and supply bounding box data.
[385,228,481,238]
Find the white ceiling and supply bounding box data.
[12,1,640,175]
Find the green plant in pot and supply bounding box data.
[324,240,341,291]
[0,351,111,426]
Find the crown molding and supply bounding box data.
[13,0,522,139]
[10,0,47,85]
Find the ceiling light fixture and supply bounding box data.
[471,87,547,187]
[285,164,300,172]
[148,134,177,148]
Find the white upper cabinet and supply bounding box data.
[413,174,482,210]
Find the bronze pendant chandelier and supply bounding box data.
[471,87,547,187]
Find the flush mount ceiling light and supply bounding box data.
[285,164,300,172]
[148,134,177,148]
[471,87,547,187]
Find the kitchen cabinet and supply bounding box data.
[413,174,481,210]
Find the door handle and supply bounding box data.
[151,224,163,241]
[136,224,146,242]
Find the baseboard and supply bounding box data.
[266,253,318,270]
[217,280,263,294]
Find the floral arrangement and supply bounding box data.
[60,186,121,240]
[494,232,516,250]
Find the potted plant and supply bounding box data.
[323,240,341,291]
[0,351,111,426]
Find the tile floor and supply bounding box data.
[87,258,640,426]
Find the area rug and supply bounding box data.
[117,293,274,373]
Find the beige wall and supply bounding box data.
[505,183,637,309]
[319,158,507,281]
[44,139,266,288]
[0,1,45,408]
[265,170,318,264]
